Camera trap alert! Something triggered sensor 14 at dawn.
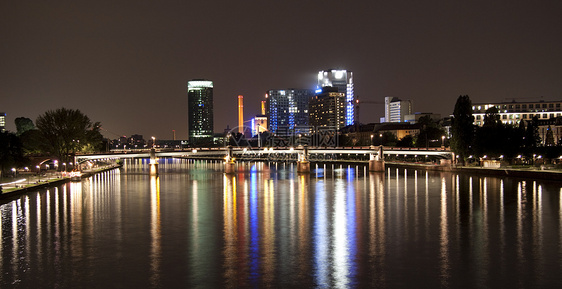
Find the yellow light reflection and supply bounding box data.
[369,172,386,287]
[517,181,524,262]
[499,179,505,255]
[12,202,19,279]
[298,175,310,275]
[222,175,238,287]
[263,179,275,285]
[439,177,450,287]
[333,179,349,288]
[150,175,161,287]
[534,182,544,273]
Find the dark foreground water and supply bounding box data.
[1,159,562,288]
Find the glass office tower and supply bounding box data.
[188,79,214,146]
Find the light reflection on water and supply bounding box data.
[0,158,561,288]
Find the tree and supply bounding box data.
[0,131,26,178]
[396,135,414,147]
[35,108,104,164]
[450,95,474,165]
[19,129,46,155]
[482,106,501,127]
[14,117,35,136]
[544,125,555,146]
[381,131,398,146]
[415,115,446,148]
[523,116,540,156]
[474,107,504,158]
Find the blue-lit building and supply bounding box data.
[187,79,214,146]
[266,89,314,135]
[318,69,355,125]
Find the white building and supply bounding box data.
[384,96,413,123]
[0,112,5,132]
[472,100,562,145]
[472,100,562,126]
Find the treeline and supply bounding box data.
[451,95,561,165]
[0,108,104,176]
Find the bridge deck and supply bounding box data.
[75,147,452,162]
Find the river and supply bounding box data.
[1,158,561,288]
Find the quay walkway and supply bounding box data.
[0,164,121,199]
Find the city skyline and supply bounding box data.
[2,1,562,139]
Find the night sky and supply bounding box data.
[2,0,562,140]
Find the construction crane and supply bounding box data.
[355,98,384,123]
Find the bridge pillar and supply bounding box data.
[440,159,452,171]
[297,145,310,173]
[150,148,158,176]
[369,145,385,172]
[225,145,236,174]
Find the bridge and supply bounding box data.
[76,146,452,162]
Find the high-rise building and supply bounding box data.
[266,89,314,135]
[309,87,346,131]
[0,112,5,132]
[384,96,413,123]
[187,79,214,146]
[318,69,354,125]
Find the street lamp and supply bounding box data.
[370,134,374,146]
[151,136,156,148]
[441,135,445,149]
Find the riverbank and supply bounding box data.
[0,164,122,200]
[386,161,562,181]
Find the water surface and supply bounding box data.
[1,159,561,288]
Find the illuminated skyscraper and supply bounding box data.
[0,112,5,132]
[187,79,214,146]
[318,69,354,125]
[266,89,314,135]
[309,87,346,130]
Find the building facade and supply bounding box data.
[318,69,354,125]
[266,89,314,135]
[309,87,346,131]
[187,79,214,146]
[384,96,413,123]
[251,115,268,137]
[472,100,562,145]
[472,100,562,126]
